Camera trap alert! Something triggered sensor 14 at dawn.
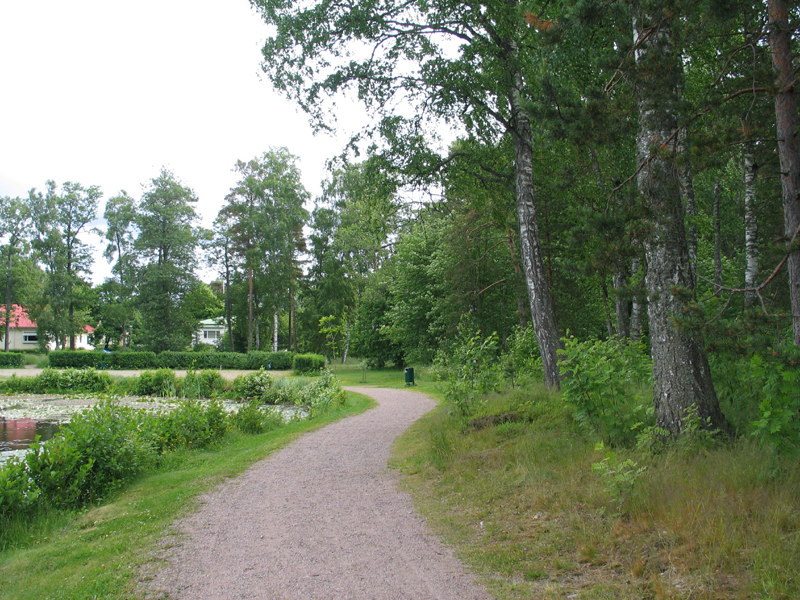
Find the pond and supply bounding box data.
[0,417,61,465]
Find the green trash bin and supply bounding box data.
[404,367,415,386]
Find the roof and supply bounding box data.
[0,304,94,333]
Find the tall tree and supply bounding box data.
[631,2,727,436]
[0,196,32,351]
[766,0,800,345]
[29,180,100,349]
[103,192,138,348]
[134,169,202,351]
[251,0,563,387]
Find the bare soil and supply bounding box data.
[143,387,492,600]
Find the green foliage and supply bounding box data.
[48,350,104,368]
[231,401,284,434]
[0,368,112,394]
[559,336,653,446]
[292,353,326,374]
[294,369,346,416]
[246,350,294,370]
[500,325,542,387]
[0,352,24,367]
[0,458,40,517]
[434,319,502,417]
[231,369,273,400]
[591,442,647,516]
[151,400,228,453]
[182,369,225,399]
[108,351,157,369]
[712,350,800,452]
[135,369,177,397]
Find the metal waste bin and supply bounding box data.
[404,367,415,386]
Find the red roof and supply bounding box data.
[0,304,36,328]
[0,304,94,333]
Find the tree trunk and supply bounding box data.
[629,258,645,342]
[510,83,562,389]
[743,152,759,308]
[225,246,234,352]
[632,7,727,437]
[273,308,279,352]
[678,129,698,291]
[713,181,723,292]
[4,247,12,353]
[613,262,631,339]
[506,230,529,329]
[766,0,800,344]
[247,265,254,352]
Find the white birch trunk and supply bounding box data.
[273,308,279,352]
[743,150,759,308]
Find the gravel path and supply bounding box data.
[144,387,492,600]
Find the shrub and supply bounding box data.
[559,336,653,447]
[434,319,503,417]
[5,368,114,394]
[25,435,92,509]
[153,400,229,452]
[135,369,177,397]
[0,352,24,367]
[0,458,41,517]
[48,350,105,369]
[182,369,225,398]
[247,351,294,370]
[231,369,273,400]
[292,353,326,374]
[107,351,157,369]
[296,369,345,416]
[231,401,283,434]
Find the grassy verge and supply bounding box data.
[391,384,800,599]
[0,391,374,600]
[327,360,437,391]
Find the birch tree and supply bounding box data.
[251,0,563,387]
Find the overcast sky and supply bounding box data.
[0,0,362,282]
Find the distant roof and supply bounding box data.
[0,304,94,333]
[0,304,36,328]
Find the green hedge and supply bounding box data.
[292,353,326,374]
[47,350,294,370]
[0,352,24,367]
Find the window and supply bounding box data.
[23,332,38,343]
[203,330,220,340]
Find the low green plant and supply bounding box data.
[231,401,284,434]
[434,318,502,417]
[559,335,652,446]
[182,369,226,398]
[232,369,273,400]
[591,442,647,516]
[292,353,326,374]
[152,399,229,452]
[135,368,177,397]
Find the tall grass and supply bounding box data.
[392,384,800,599]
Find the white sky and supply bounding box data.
[0,0,363,283]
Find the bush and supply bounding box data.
[107,351,157,369]
[0,458,41,517]
[232,369,273,400]
[182,369,225,398]
[135,369,177,397]
[231,401,284,434]
[559,336,653,447]
[247,351,294,370]
[0,368,113,394]
[434,319,503,417]
[152,400,229,452]
[295,369,345,416]
[0,352,24,367]
[292,353,326,374]
[48,350,105,369]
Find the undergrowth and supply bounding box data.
[392,385,800,599]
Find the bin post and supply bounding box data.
[404,367,415,386]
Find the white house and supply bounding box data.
[0,305,94,351]
[194,317,226,347]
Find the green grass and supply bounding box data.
[326,359,438,392]
[0,391,375,599]
[391,384,800,599]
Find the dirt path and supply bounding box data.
[144,387,492,600]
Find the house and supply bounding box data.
[194,317,226,347]
[0,305,94,351]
